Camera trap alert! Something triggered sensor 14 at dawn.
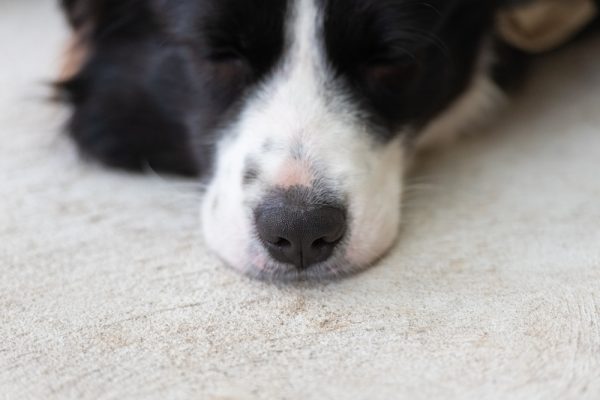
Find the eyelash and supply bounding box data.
[207,47,245,63]
[159,29,246,63]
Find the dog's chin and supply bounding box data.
[223,252,376,283]
[244,259,361,282]
[201,203,402,282]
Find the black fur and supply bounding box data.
[59,0,520,176]
[61,0,288,176]
[324,0,502,141]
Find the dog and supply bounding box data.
[58,0,556,280]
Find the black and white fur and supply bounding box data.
[60,0,527,280]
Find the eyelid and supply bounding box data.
[367,49,420,66]
[159,28,245,59]
[207,47,246,63]
[205,35,247,62]
[362,57,422,87]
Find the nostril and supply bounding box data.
[273,237,291,248]
[311,238,328,249]
[311,235,341,249]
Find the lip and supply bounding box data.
[246,261,361,282]
[237,240,368,282]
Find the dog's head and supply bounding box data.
[61,0,500,280]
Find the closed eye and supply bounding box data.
[207,47,246,63]
[158,30,247,65]
[363,58,422,91]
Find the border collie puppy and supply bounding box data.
[59,0,525,280]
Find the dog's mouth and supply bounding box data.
[244,249,366,283]
[202,186,351,281]
[201,170,404,281]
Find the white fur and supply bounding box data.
[201,0,405,278]
[201,0,500,279]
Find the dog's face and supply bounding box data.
[62,0,498,280]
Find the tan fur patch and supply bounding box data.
[58,29,90,82]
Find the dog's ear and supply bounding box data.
[496,0,598,53]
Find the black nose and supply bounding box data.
[254,192,346,270]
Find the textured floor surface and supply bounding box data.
[1,2,600,400]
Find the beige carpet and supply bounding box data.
[2,2,600,399]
